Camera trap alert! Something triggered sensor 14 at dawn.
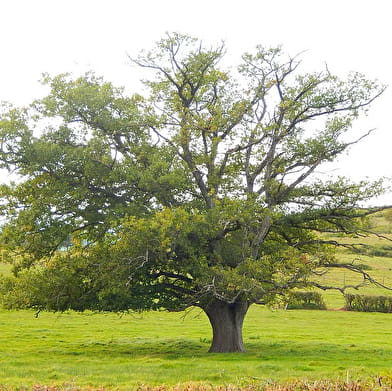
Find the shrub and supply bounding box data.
[345,293,392,313]
[286,291,327,310]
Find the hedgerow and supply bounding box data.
[345,293,392,313]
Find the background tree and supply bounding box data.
[0,33,388,352]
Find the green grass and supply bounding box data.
[1,307,392,389]
[1,212,392,389]
[0,262,12,275]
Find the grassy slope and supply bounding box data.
[1,307,392,389]
[318,212,392,308]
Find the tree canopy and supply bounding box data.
[0,33,388,352]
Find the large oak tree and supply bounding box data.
[0,33,388,352]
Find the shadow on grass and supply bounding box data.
[64,336,391,367]
[4,337,392,386]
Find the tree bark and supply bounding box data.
[203,298,250,353]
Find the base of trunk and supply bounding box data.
[203,298,249,353]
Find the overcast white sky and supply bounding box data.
[0,0,391,205]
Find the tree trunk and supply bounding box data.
[203,298,250,353]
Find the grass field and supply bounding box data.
[1,212,392,389]
[1,306,392,389]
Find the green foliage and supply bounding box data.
[0,255,99,312]
[286,291,327,310]
[345,293,392,313]
[0,33,387,335]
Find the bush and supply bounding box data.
[0,263,98,312]
[345,293,392,313]
[367,245,392,257]
[286,291,327,310]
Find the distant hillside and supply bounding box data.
[314,208,392,308]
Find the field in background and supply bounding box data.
[319,211,392,308]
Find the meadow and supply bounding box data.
[1,212,392,389]
[1,306,392,389]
